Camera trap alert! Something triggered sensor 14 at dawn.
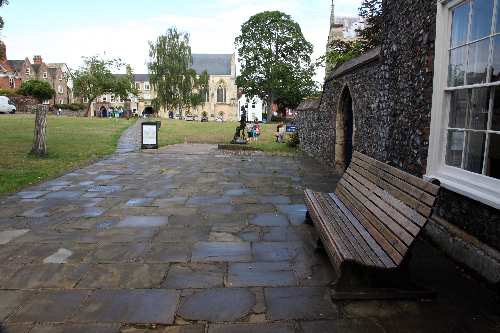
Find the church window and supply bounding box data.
[428,0,500,208]
[217,84,226,103]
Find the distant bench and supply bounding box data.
[304,151,440,299]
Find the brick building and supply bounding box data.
[0,41,71,105]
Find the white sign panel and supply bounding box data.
[142,124,157,145]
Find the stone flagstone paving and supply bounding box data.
[0,137,498,332]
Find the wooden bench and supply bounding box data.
[304,151,440,300]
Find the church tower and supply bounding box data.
[327,0,345,47]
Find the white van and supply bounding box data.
[0,96,16,114]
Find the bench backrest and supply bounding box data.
[334,151,440,266]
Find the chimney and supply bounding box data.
[33,55,43,64]
[0,41,6,62]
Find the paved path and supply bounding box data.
[115,119,143,154]
[0,140,498,332]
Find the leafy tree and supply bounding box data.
[18,80,55,103]
[72,56,137,117]
[235,11,316,117]
[321,39,364,70]
[0,0,9,32]
[357,0,383,51]
[18,80,55,157]
[148,28,208,118]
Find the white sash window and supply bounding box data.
[428,0,500,208]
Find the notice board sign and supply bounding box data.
[141,122,160,149]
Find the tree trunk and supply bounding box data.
[85,101,93,118]
[31,106,48,157]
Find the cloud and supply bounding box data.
[3,0,362,83]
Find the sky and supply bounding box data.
[0,0,362,82]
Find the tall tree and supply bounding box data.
[72,56,137,117]
[235,11,316,118]
[357,0,383,51]
[0,0,9,32]
[18,80,55,156]
[149,28,207,119]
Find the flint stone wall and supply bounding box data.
[295,0,500,252]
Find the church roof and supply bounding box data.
[132,54,233,81]
[7,60,25,73]
[191,54,232,75]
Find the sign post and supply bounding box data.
[141,121,160,149]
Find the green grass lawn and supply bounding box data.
[157,120,297,154]
[0,115,133,195]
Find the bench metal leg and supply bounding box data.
[331,262,436,301]
[304,211,313,225]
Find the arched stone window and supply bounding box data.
[217,84,226,103]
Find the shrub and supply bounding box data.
[287,132,300,147]
[0,88,17,97]
[18,80,55,102]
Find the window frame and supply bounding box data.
[43,72,48,79]
[144,82,150,91]
[428,0,500,209]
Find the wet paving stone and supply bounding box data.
[126,198,154,207]
[178,288,255,322]
[9,290,88,323]
[252,242,303,262]
[45,191,82,200]
[276,204,308,225]
[162,263,224,289]
[186,196,231,206]
[0,291,30,320]
[117,216,169,228]
[208,323,295,333]
[156,226,210,243]
[265,287,338,320]
[89,243,149,263]
[262,227,304,242]
[250,213,289,227]
[228,262,297,287]
[146,243,191,263]
[258,195,292,205]
[121,325,205,333]
[96,228,157,243]
[29,324,121,333]
[16,191,48,199]
[300,319,385,333]
[0,230,30,245]
[2,264,89,289]
[191,242,251,262]
[77,264,168,289]
[77,289,179,324]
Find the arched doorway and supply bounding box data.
[335,86,354,172]
[100,106,108,118]
[143,107,155,117]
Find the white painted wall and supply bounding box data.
[238,94,265,122]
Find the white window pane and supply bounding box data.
[470,0,494,41]
[449,46,467,86]
[491,35,500,81]
[466,39,490,85]
[450,89,468,128]
[467,87,490,130]
[446,130,465,167]
[486,134,500,178]
[463,131,486,173]
[451,2,470,47]
[493,85,500,130]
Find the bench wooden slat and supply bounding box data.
[346,168,427,227]
[305,190,355,263]
[342,172,421,237]
[329,193,395,268]
[352,157,436,208]
[335,184,407,261]
[314,192,376,265]
[338,178,414,247]
[304,151,439,279]
[320,194,384,267]
[353,151,439,196]
[350,162,432,217]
